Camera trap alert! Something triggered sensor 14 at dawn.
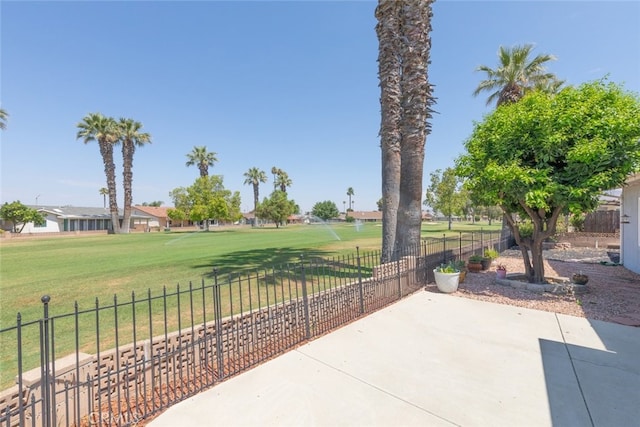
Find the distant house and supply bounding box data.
[2,206,153,234]
[620,173,640,273]
[242,211,256,226]
[345,211,382,222]
[343,211,433,222]
[131,206,171,230]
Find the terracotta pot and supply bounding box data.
[468,262,482,273]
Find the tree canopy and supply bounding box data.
[0,108,8,130]
[169,176,242,228]
[311,200,340,221]
[456,80,640,282]
[473,44,562,107]
[424,168,466,230]
[256,190,297,228]
[186,146,218,177]
[0,201,45,233]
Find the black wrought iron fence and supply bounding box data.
[0,230,510,427]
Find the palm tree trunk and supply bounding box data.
[99,141,120,234]
[121,142,134,233]
[253,183,259,226]
[377,0,402,263]
[395,0,435,255]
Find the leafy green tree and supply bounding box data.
[243,167,268,220]
[376,0,435,262]
[167,208,187,228]
[169,187,190,215]
[424,168,465,230]
[118,118,151,233]
[77,113,121,233]
[141,201,163,207]
[0,108,8,130]
[376,198,384,211]
[186,146,218,177]
[473,44,562,107]
[311,201,340,221]
[187,176,241,228]
[0,201,45,233]
[486,205,503,225]
[456,80,640,283]
[256,190,296,228]
[169,176,241,229]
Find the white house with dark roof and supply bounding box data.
[621,173,640,273]
[6,206,153,234]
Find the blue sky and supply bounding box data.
[1,1,639,213]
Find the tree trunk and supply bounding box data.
[504,203,564,283]
[395,0,434,255]
[121,142,134,234]
[99,140,120,234]
[253,184,259,226]
[376,0,402,263]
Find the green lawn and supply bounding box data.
[0,221,500,387]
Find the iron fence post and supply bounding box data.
[299,256,311,339]
[17,312,24,427]
[459,232,462,259]
[356,247,364,314]
[41,295,52,427]
[395,248,402,298]
[442,234,446,265]
[213,268,225,380]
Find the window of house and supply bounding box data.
[34,217,47,228]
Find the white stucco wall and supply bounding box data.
[621,175,640,274]
[19,213,61,233]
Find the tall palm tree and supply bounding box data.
[77,113,121,233]
[0,108,8,130]
[376,0,402,262]
[376,0,435,260]
[346,187,355,211]
[474,44,563,246]
[274,170,292,193]
[473,44,561,107]
[186,146,218,177]
[243,167,268,220]
[395,0,435,255]
[99,187,109,209]
[271,166,281,190]
[118,118,151,233]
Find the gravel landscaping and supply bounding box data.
[426,248,640,326]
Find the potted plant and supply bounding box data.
[482,248,499,270]
[468,255,483,273]
[433,262,461,293]
[495,263,507,279]
[453,260,467,283]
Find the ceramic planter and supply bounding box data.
[433,270,460,293]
